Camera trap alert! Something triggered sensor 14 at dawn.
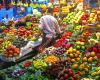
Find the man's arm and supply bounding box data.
[37,37,52,53]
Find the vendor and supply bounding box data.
[0,8,62,69]
[20,7,61,56]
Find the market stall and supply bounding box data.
[0,0,100,80]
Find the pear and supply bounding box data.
[76,45,81,49]
[75,54,79,58]
[88,57,93,62]
[80,64,85,70]
[97,70,100,75]
[96,67,100,71]
[81,42,84,45]
[94,56,98,60]
[84,68,89,72]
[90,52,95,57]
[91,72,97,76]
[83,57,87,62]
[69,53,74,58]
[68,47,73,53]
[76,51,80,55]
[71,59,76,62]
[71,64,78,69]
[81,46,85,50]
[73,49,77,52]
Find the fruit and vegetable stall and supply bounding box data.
[0,0,100,80]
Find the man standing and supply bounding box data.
[20,8,61,56]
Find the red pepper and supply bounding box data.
[23,61,32,68]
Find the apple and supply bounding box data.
[59,77,64,80]
[88,47,93,52]
[64,74,69,79]
[65,44,70,49]
[93,47,98,53]
[64,69,69,73]
[73,74,78,79]
[70,78,75,80]
[81,46,85,50]
[68,70,73,75]
[76,45,80,49]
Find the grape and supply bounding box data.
[43,61,65,79]
[54,46,66,55]
[11,69,26,77]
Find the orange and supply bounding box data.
[76,57,81,61]
[9,54,13,57]
[67,57,71,63]
[14,53,18,56]
[67,57,71,60]
[45,55,59,63]
[85,25,91,29]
